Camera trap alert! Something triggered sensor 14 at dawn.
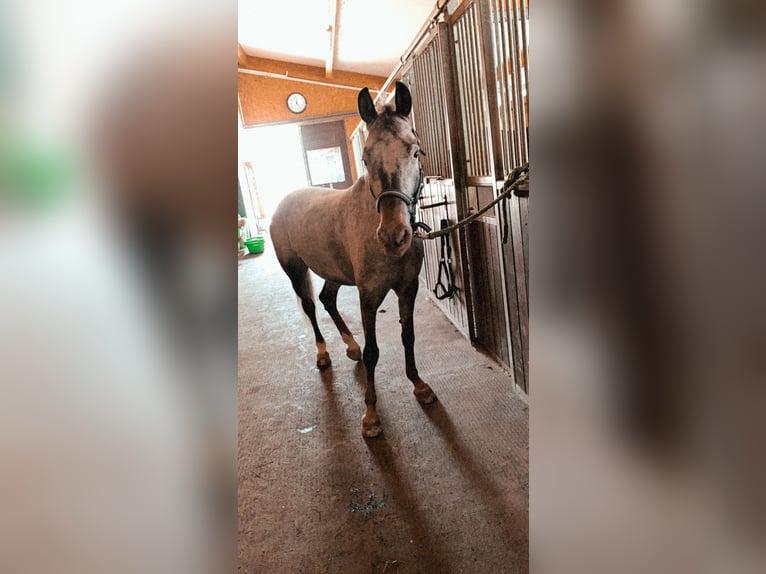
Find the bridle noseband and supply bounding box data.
[368,163,425,227]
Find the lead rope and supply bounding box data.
[414,163,528,299]
[413,162,529,240]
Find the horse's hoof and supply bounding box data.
[346,346,362,361]
[414,384,437,405]
[362,410,382,438]
[362,423,383,438]
[316,352,332,369]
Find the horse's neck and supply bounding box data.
[347,175,377,219]
[350,175,372,203]
[352,174,368,194]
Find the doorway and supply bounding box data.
[299,120,353,189]
[238,123,307,230]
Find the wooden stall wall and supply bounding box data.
[485,0,530,390]
[451,0,514,372]
[416,180,471,337]
[402,23,473,338]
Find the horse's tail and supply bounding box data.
[290,263,321,335]
[274,250,317,320]
[297,266,315,304]
[270,210,318,324]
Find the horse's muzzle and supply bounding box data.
[377,224,412,257]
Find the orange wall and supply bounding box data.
[238,56,387,126]
[238,55,387,180]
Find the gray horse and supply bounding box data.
[270,81,437,438]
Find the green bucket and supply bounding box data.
[245,235,265,254]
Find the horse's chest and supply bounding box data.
[356,247,423,290]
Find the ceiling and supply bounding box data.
[238,0,438,78]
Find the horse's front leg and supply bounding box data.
[397,283,437,405]
[359,289,386,438]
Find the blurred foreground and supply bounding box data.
[533,1,766,572]
[0,2,235,573]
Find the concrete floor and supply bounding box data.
[238,237,528,574]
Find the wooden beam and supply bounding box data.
[237,43,248,67]
[238,67,384,93]
[325,0,341,78]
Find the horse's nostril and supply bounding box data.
[378,226,411,252]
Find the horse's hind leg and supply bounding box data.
[396,282,437,404]
[279,257,331,369]
[318,281,362,361]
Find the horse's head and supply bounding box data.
[358,81,424,257]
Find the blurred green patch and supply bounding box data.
[0,136,76,207]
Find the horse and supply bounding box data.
[269,81,437,438]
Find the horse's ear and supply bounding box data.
[395,81,412,117]
[358,87,378,124]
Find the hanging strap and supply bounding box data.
[498,193,510,244]
[433,218,458,300]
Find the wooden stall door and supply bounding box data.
[451,0,513,372]
[483,0,530,391]
[402,22,473,338]
[502,192,529,391]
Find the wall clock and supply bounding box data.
[287,92,307,114]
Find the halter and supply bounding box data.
[368,163,425,227]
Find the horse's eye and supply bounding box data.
[413,149,420,158]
